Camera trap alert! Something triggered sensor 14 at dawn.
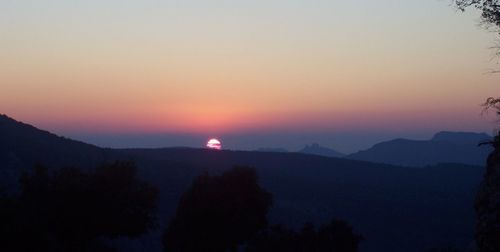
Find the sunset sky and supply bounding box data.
[1,0,499,152]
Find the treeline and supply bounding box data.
[0,162,158,252]
[0,162,363,252]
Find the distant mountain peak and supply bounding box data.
[347,131,493,167]
[431,131,491,145]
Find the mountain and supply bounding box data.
[299,143,345,158]
[346,131,493,167]
[0,114,113,190]
[121,147,482,252]
[432,131,491,145]
[0,114,111,166]
[0,115,485,251]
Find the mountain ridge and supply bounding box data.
[347,131,492,167]
[0,114,487,251]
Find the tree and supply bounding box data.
[245,220,363,252]
[425,247,462,252]
[1,164,52,252]
[244,224,297,252]
[0,161,158,252]
[455,1,500,31]
[482,97,500,146]
[455,1,500,135]
[316,220,364,252]
[483,97,500,113]
[162,166,273,252]
[454,3,500,252]
[50,161,159,251]
[455,1,500,128]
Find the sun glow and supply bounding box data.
[206,138,222,150]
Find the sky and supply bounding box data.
[1,0,499,153]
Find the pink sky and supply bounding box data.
[1,0,499,147]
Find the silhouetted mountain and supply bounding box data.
[0,114,112,190]
[0,115,487,251]
[255,147,289,153]
[432,131,491,145]
[346,131,492,167]
[299,143,345,158]
[122,147,482,252]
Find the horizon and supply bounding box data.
[2,112,493,154]
[68,128,494,154]
[1,0,500,152]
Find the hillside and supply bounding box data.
[347,131,492,167]
[121,147,483,252]
[0,114,114,189]
[0,115,487,251]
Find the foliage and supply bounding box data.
[455,1,500,31]
[482,97,500,115]
[484,96,500,133]
[245,220,363,252]
[0,161,158,252]
[425,246,462,252]
[454,3,500,251]
[162,166,362,252]
[162,166,273,252]
[479,97,500,147]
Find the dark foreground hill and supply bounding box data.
[0,114,114,190]
[122,148,483,252]
[0,114,486,252]
[347,131,492,167]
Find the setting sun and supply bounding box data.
[206,138,222,150]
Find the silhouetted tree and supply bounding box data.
[480,97,500,146]
[50,161,158,251]
[454,1,500,125]
[456,1,500,73]
[456,1,500,30]
[316,220,364,252]
[483,97,500,113]
[244,224,297,252]
[425,247,462,252]
[0,161,158,252]
[454,3,500,252]
[2,164,52,252]
[0,185,43,252]
[245,220,363,252]
[162,166,273,252]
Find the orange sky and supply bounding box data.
[1,0,499,144]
